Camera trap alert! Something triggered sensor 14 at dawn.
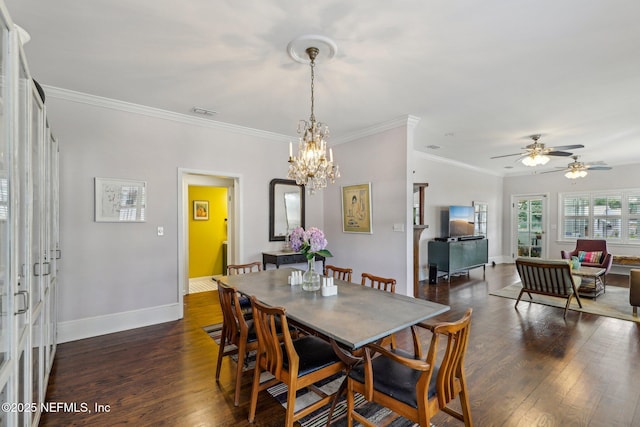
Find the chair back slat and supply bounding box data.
[324,264,353,282]
[433,308,473,408]
[218,283,240,344]
[361,272,396,293]
[250,296,295,378]
[228,261,262,275]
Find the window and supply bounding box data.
[628,194,640,241]
[560,190,640,244]
[562,194,589,238]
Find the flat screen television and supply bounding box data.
[448,205,475,238]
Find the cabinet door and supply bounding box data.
[0,14,11,427]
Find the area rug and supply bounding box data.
[265,372,418,427]
[204,322,255,369]
[205,323,420,426]
[490,283,639,323]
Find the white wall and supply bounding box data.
[324,124,411,295]
[503,163,640,268]
[412,153,505,278]
[45,91,323,342]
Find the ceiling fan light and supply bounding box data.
[565,169,587,179]
[522,153,550,167]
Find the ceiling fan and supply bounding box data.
[490,134,584,166]
[542,155,612,179]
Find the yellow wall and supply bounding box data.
[188,186,228,277]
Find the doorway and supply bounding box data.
[512,194,548,259]
[178,169,240,316]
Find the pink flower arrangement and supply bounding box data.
[289,226,333,260]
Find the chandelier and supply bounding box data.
[287,44,339,194]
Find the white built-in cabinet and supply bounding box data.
[0,3,59,426]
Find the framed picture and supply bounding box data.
[193,200,209,220]
[341,183,372,233]
[95,177,146,222]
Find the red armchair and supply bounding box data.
[561,239,613,284]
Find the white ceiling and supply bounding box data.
[5,0,640,176]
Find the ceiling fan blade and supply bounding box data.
[539,168,566,174]
[490,153,522,159]
[586,165,612,170]
[546,151,574,157]
[548,144,585,151]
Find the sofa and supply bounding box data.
[561,239,613,285]
[515,257,583,319]
[631,269,640,316]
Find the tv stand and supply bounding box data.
[427,239,488,282]
[458,235,484,241]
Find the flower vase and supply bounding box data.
[302,257,321,291]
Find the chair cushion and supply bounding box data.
[282,336,341,377]
[245,319,258,343]
[578,251,603,264]
[233,295,252,309]
[348,348,438,409]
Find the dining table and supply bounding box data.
[219,267,450,426]
[218,267,450,350]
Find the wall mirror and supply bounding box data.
[269,178,305,241]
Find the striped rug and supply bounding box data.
[204,323,420,427]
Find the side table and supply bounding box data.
[262,251,326,270]
[572,266,606,299]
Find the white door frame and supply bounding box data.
[510,193,549,260]
[177,168,242,317]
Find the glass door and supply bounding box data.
[514,195,547,259]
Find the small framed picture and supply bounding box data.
[341,183,372,233]
[193,200,209,220]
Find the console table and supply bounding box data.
[427,238,488,282]
[262,251,326,270]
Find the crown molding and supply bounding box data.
[331,115,420,145]
[413,149,504,177]
[42,85,291,142]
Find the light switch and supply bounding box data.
[393,223,405,232]
[157,226,164,236]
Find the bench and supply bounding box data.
[612,255,640,267]
[515,257,582,319]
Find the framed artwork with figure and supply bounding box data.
[193,200,209,220]
[341,183,372,233]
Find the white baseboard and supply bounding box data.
[57,303,182,343]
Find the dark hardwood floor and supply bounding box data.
[40,265,640,426]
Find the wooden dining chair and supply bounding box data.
[215,281,259,406]
[227,261,262,310]
[247,296,345,427]
[324,264,353,282]
[345,308,474,427]
[227,261,262,275]
[361,272,396,293]
[361,272,397,347]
